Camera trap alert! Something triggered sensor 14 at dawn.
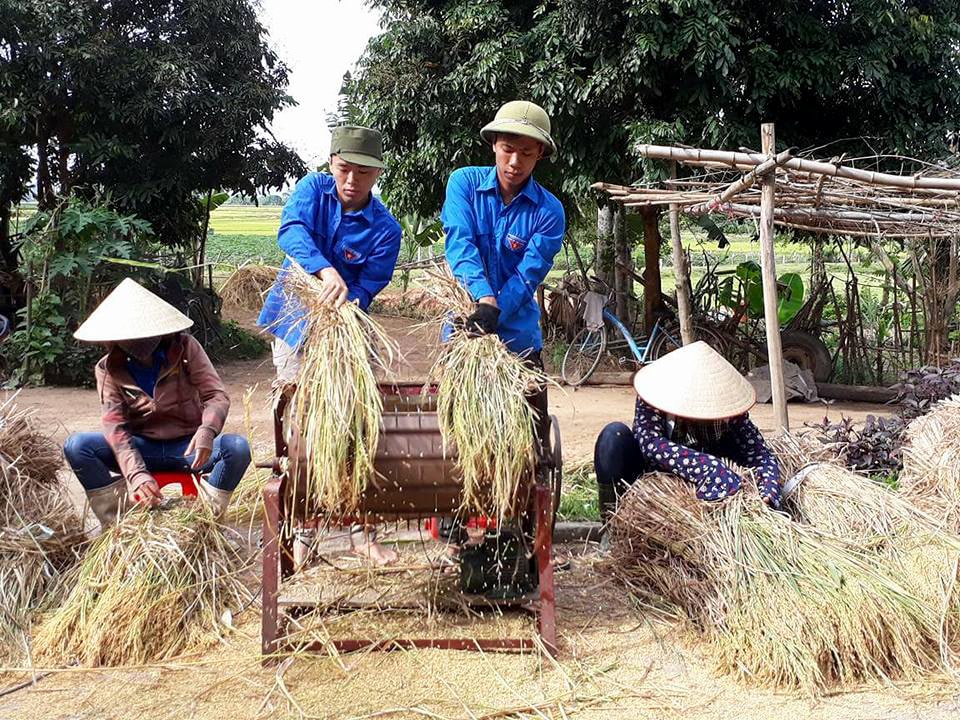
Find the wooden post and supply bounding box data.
[642,207,663,333]
[669,162,695,344]
[758,123,789,432]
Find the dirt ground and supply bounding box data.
[4,312,954,719]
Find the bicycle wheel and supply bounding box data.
[561,325,606,386]
[648,322,726,362]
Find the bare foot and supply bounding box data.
[351,538,399,566]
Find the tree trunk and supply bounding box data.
[196,190,213,288]
[596,203,614,290]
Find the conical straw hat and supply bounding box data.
[632,340,756,420]
[74,278,193,342]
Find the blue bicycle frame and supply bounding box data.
[602,310,679,365]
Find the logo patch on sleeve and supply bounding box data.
[343,247,359,261]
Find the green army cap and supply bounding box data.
[480,100,557,157]
[330,125,385,169]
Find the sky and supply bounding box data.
[257,1,383,168]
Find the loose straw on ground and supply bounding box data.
[419,266,547,517]
[276,261,396,512]
[32,502,253,667]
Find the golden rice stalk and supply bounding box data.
[217,263,278,311]
[32,502,253,667]
[0,399,84,664]
[608,473,956,694]
[419,266,546,517]
[783,462,946,546]
[0,397,62,492]
[279,262,396,512]
[901,395,960,501]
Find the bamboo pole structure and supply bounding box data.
[668,162,694,344]
[637,144,960,191]
[758,124,789,432]
[686,148,796,215]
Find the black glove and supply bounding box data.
[462,303,500,337]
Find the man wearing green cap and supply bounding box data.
[438,102,565,577]
[258,124,402,565]
[259,125,401,379]
[442,100,565,442]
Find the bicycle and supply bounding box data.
[560,283,726,386]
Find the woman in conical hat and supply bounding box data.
[594,341,782,527]
[63,278,251,529]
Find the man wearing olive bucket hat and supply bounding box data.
[594,341,783,529]
[442,100,565,446]
[63,278,251,529]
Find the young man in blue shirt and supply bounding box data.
[442,101,566,452]
[258,125,402,565]
[258,125,402,382]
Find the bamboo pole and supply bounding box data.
[758,124,789,432]
[668,162,694,344]
[637,143,960,191]
[686,148,796,214]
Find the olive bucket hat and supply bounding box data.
[480,100,557,157]
[330,125,385,169]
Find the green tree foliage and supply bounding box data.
[348,0,960,216]
[0,0,305,256]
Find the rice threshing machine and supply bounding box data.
[260,382,562,663]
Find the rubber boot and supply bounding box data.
[598,482,619,554]
[198,478,233,520]
[85,478,128,531]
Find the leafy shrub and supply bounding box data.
[807,414,905,475]
[892,360,960,419]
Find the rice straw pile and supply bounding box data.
[218,263,278,311]
[278,261,396,512]
[901,395,960,519]
[32,502,252,667]
[420,266,547,517]
[607,472,959,694]
[0,400,83,664]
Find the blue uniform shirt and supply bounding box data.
[441,166,565,353]
[257,173,402,347]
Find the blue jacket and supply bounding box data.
[441,166,565,353]
[258,173,401,347]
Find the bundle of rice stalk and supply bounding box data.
[901,395,960,502]
[712,493,945,692]
[783,462,943,545]
[0,405,85,664]
[279,262,396,512]
[32,502,252,667]
[608,474,953,694]
[217,262,278,311]
[1,520,81,665]
[0,398,62,495]
[419,266,547,517]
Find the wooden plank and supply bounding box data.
[816,383,896,403]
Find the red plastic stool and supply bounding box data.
[153,471,200,497]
